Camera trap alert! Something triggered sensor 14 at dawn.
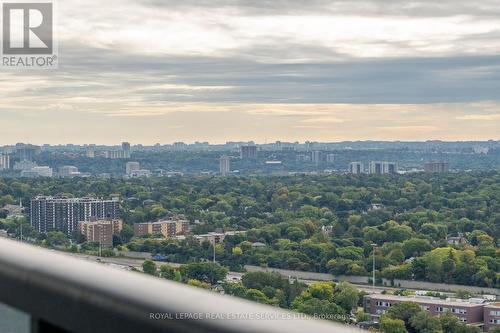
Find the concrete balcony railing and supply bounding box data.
[0,238,364,333]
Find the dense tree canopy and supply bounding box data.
[1,171,498,288]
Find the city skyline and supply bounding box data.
[1,0,500,144]
[1,138,499,146]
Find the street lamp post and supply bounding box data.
[371,243,377,293]
[98,225,102,257]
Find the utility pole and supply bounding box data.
[213,241,216,263]
[20,223,23,242]
[371,243,377,293]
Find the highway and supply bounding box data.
[62,252,402,294]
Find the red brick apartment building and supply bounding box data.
[364,294,499,331]
[79,219,123,248]
[133,219,190,238]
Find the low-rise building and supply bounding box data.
[129,169,151,178]
[364,294,491,329]
[126,162,140,175]
[484,303,500,331]
[21,166,53,177]
[79,219,123,248]
[58,166,80,177]
[1,201,25,218]
[446,234,467,245]
[133,219,189,238]
[13,160,36,171]
[194,232,226,245]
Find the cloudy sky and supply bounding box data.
[1,0,500,144]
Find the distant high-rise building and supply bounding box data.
[385,162,398,174]
[122,142,131,158]
[240,145,257,160]
[30,196,120,235]
[126,161,140,175]
[424,161,449,173]
[16,143,40,161]
[104,150,123,159]
[349,162,363,174]
[79,219,123,248]
[311,151,323,165]
[104,142,131,159]
[173,142,187,150]
[0,154,10,170]
[369,161,383,174]
[219,155,230,176]
[326,153,336,164]
[296,154,311,163]
[369,161,398,174]
[86,145,95,158]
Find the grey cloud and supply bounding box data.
[144,0,500,17]
[12,41,500,105]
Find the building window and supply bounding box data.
[376,301,391,307]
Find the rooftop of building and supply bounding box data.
[485,302,500,308]
[33,196,119,202]
[80,219,122,225]
[136,219,188,225]
[366,294,488,308]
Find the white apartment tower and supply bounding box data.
[219,155,230,176]
[369,161,398,174]
[349,162,363,174]
[0,154,10,170]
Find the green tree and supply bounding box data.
[159,264,176,280]
[355,310,371,322]
[439,312,461,333]
[409,311,442,333]
[380,316,408,333]
[402,238,431,258]
[180,262,228,284]
[386,301,422,332]
[46,231,69,247]
[295,298,346,322]
[333,282,359,313]
[142,260,157,276]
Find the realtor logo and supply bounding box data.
[1,1,57,68]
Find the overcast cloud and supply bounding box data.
[1,0,499,144]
